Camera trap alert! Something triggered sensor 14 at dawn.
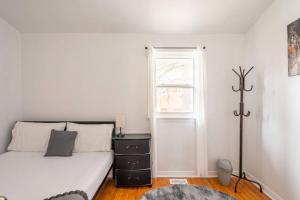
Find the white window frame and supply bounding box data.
[153,49,200,119]
[147,46,208,177]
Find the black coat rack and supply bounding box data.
[232,66,263,193]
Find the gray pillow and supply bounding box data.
[45,130,77,157]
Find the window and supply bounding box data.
[154,50,197,113]
[148,47,207,177]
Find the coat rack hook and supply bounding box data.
[243,111,251,117]
[244,66,254,77]
[244,85,254,92]
[232,69,241,78]
[233,110,240,116]
[232,86,240,92]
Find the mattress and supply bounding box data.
[0,151,113,200]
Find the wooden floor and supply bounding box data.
[96,177,271,200]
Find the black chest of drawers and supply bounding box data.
[113,134,151,187]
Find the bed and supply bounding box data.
[0,121,115,200]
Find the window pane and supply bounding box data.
[156,87,193,112]
[156,59,194,85]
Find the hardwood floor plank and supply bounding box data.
[96,178,270,200]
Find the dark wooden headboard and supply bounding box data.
[21,121,116,136]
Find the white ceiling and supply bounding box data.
[0,0,273,34]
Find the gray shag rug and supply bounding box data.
[140,185,236,200]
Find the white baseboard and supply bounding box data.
[156,170,197,177]
[206,170,239,178]
[207,171,218,177]
[244,171,284,200]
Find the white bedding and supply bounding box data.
[0,151,113,200]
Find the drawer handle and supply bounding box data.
[126,145,139,149]
[127,161,139,165]
[127,176,139,181]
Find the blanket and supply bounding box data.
[44,190,88,200]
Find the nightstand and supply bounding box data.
[113,134,152,187]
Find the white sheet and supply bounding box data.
[0,151,113,200]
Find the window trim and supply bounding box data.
[148,46,208,177]
[153,50,199,115]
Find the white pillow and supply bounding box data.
[66,122,114,152]
[8,122,66,152]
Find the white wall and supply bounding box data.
[244,0,300,199]
[0,18,22,153]
[10,1,300,197]
[21,33,245,173]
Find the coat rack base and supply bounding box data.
[232,172,263,193]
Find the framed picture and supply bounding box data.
[288,18,300,76]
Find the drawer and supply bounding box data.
[116,169,151,187]
[114,139,150,154]
[115,155,150,170]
